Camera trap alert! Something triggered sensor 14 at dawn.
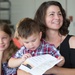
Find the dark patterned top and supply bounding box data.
[2,62,17,75]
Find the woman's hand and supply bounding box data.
[57,56,65,66]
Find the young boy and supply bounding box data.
[8,17,65,69]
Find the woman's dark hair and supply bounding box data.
[34,1,70,38]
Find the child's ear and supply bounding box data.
[39,32,42,39]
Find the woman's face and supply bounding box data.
[45,5,63,30]
[0,31,11,51]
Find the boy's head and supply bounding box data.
[17,18,42,51]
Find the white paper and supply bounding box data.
[19,54,62,75]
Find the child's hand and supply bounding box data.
[21,53,32,62]
[57,56,64,60]
[57,56,65,67]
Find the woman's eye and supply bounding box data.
[58,13,62,15]
[49,14,54,16]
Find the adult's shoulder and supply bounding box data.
[69,35,75,48]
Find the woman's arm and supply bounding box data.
[69,36,75,48]
[17,66,75,75]
[45,66,75,75]
[17,69,32,75]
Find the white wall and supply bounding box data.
[67,0,75,35]
[68,22,75,35]
[10,0,35,27]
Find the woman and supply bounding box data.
[0,22,18,75]
[34,1,75,75]
[17,1,75,75]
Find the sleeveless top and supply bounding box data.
[57,35,75,68]
[44,35,75,75]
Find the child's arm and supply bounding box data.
[8,53,32,68]
[57,56,65,67]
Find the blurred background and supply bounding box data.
[0,0,75,35]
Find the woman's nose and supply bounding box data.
[55,14,60,19]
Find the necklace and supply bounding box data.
[45,34,63,51]
[58,35,62,52]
